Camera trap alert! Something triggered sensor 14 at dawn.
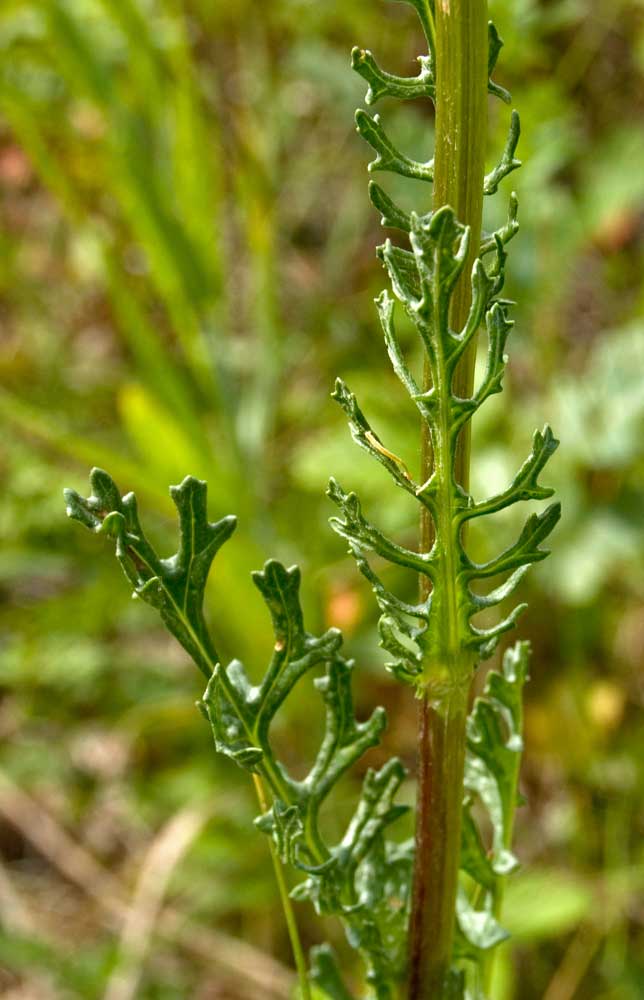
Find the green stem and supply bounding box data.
[253,774,312,1000]
[408,2,488,998]
[434,0,488,466]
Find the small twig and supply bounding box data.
[252,774,311,1000]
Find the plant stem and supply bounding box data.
[433,0,488,480]
[252,774,312,1000]
[408,2,488,998]
[408,694,468,999]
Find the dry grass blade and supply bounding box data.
[103,806,209,1000]
[0,771,293,999]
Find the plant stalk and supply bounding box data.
[408,2,488,998]
[252,774,312,1000]
[408,692,468,999]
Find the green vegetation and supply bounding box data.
[1,1,643,998]
[62,3,558,995]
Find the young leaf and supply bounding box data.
[64,467,235,675]
[463,641,530,878]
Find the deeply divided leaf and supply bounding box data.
[64,468,235,675]
[65,473,408,999]
[340,11,559,691]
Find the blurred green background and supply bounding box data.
[0,0,643,997]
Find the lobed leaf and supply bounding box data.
[355,110,434,182]
[457,643,530,970]
[345,8,556,988]
[369,182,412,233]
[487,21,512,104]
[64,467,235,675]
[484,110,521,196]
[332,183,559,674]
[66,471,408,997]
[351,47,434,104]
[310,945,355,1000]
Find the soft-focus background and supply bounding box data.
[1,0,643,997]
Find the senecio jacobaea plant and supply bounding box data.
[65,2,560,998]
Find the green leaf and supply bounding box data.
[455,887,509,957]
[350,13,511,113]
[328,479,431,579]
[201,560,342,775]
[484,111,521,196]
[460,426,559,522]
[369,182,412,233]
[201,659,264,771]
[332,197,559,675]
[331,378,415,491]
[310,945,355,1000]
[481,192,519,256]
[355,110,434,182]
[292,759,410,993]
[409,206,471,320]
[377,241,422,306]
[464,642,529,872]
[203,560,406,996]
[487,21,512,104]
[342,17,556,980]
[466,503,561,580]
[456,643,531,973]
[255,799,305,867]
[66,474,407,996]
[351,47,434,104]
[64,467,235,675]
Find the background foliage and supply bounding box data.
[0,0,643,997]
